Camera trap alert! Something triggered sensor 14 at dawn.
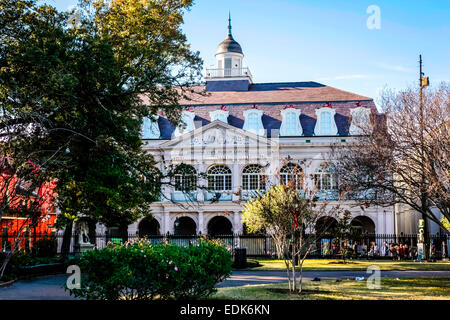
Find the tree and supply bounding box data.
[242,184,342,293]
[333,84,450,258]
[0,0,203,252]
[332,209,357,262]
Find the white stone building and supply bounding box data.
[126,17,397,239]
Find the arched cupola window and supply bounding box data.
[174,110,196,137]
[141,115,160,139]
[314,107,338,136]
[243,109,264,136]
[349,107,372,135]
[280,107,302,136]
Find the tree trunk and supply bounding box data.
[61,222,73,259]
[291,253,296,292]
[0,231,22,278]
[422,211,430,260]
[298,261,303,293]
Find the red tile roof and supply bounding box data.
[177,82,373,105]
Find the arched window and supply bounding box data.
[280,163,303,189]
[141,115,160,139]
[174,165,197,192]
[320,112,332,135]
[248,113,259,129]
[243,109,264,136]
[280,108,302,137]
[314,107,337,136]
[350,107,372,135]
[207,165,232,192]
[314,163,338,190]
[286,112,297,133]
[173,111,196,137]
[242,165,265,191]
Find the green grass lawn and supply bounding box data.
[213,277,450,300]
[243,258,450,271]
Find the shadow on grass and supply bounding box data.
[268,288,331,295]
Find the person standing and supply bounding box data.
[381,241,388,257]
[404,243,409,260]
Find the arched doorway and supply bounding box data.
[207,216,233,236]
[351,216,375,234]
[351,216,376,253]
[107,224,128,243]
[174,216,196,235]
[315,216,338,257]
[138,217,160,237]
[315,216,338,235]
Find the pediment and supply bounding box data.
[160,120,277,149]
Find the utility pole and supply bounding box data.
[418,54,430,260]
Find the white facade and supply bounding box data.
[132,121,395,236]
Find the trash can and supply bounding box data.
[234,248,247,268]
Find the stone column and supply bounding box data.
[163,208,170,234]
[233,211,242,234]
[197,162,206,202]
[198,210,205,235]
[232,162,240,201]
[376,208,384,234]
[128,222,138,236]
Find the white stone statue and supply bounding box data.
[79,221,90,245]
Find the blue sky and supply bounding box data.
[43,0,450,105]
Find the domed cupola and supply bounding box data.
[206,13,253,92]
[216,14,243,56]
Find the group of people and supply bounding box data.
[347,241,418,260]
[322,238,449,260]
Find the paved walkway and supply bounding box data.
[216,270,450,287]
[0,274,76,300]
[1,270,450,299]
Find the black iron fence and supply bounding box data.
[1,231,448,260]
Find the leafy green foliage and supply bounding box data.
[0,0,203,228]
[242,184,340,293]
[68,239,232,300]
[332,210,357,261]
[32,236,57,257]
[442,217,450,232]
[242,185,315,236]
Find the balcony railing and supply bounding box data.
[171,191,198,203]
[205,67,252,79]
[204,191,233,201]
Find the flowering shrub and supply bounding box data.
[67,238,232,300]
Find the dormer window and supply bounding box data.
[173,110,196,137]
[349,107,372,135]
[243,109,264,136]
[209,109,229,123]
[141,115,160,139]
[280,107,302,136]
[314,107,338,136]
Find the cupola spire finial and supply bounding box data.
[228,11,232,36]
